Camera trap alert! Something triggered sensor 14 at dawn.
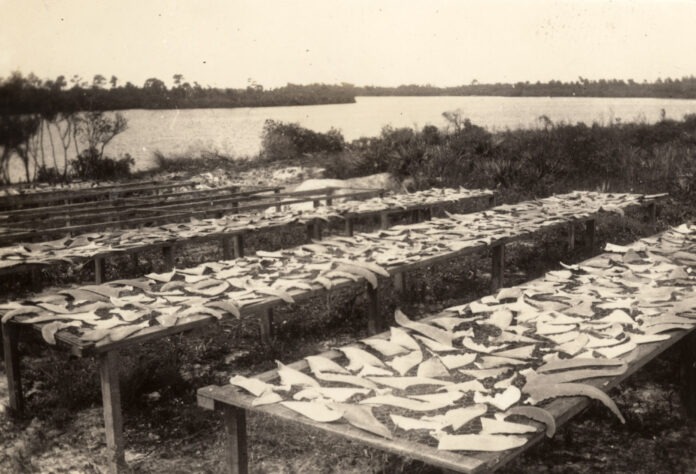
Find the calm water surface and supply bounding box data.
[12,96,696,180]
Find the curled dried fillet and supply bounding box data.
[394,309,453,346]
[276,361,320,388]
[595,340,637,359]
[474,386,521,411]
[252,391,283,407]
[305,355,350,375]
[314,371,378,389]
[409,391,463,406]
[526,364,628,386]
[187,281,230,297]
[480,415,537,434]
[102,321,150,343]
[439,379,488,394]
[367,376,452,390]
[413,335,455,352]
[294,387,370,402]
[643,323,694,334]
[504,406,556,437]
[436,433,528,452]
[280,401,343,423]
[557,333,590,356]
[423,404,488,430]
[248,285,295,304]
[359,394,457,412]
[41,320,81,344]
[389,349,423,375]
[461,337,507,354]
[493,344,536,360]
[459,367,510,380]
[361,338,409,357]
[417,356,450,378]
[230,375,283,397]
[335,259,390,278]
[206,300,241,319]
[357,365,393,377]
[334,264,378,289]
[339,347,386,371]
[537,358,625,373]
[329,403,393,439]
[476,355,526,369]
[485,310,514,329]
[439,353,477,370]
[81,284,127,299]
[389,326,420,351]
[390,414,442,431]
[524,382,625,424]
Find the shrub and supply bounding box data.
[35,165,67,185]
[71,147,134,181]
[260,119,344,161]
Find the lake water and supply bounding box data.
[10,95,696,181]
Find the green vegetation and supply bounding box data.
[258,114,696,222]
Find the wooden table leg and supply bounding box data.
[647,202,657,228]
[380,212,390,230]
[94,256,106,284]
[393,272,406,294]
[366,284,383,335]
[2,322,23,413]
[99,351,126,473]
[274,189,281,212]
[259,309,274,346]
[491,243,505,292]
[222,236,234,260]
[233,235,244,258]
[567,223,576,251]
[681,331,696,418]
[345,217,354,237]
[29,267,42,292]
[162,244,176,271]
[312,221,323,240]
[223,406,249,474]
[584,219,596,254]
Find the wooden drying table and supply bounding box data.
[0,188,492,288]
[197,315,696,473]
[0,193,662,473]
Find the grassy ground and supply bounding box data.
[0,172,694,472]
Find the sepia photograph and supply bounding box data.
[0,1,695,472]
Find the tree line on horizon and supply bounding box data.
[0,72,356,115]
[2,73,696,115]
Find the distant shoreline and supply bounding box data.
[3,73,696,115]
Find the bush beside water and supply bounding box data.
[259,114,696,213]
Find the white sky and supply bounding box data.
[1,0,695,89]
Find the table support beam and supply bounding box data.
[2,323,23,413]
[259,308,274,346]
[681,331,696,418]
[366,284,383,335]
[567,223,576,251]
[584,219,596,254]
[491,243,505,292]
[94,256,106,284]
[233,235,244,259]
[223,406,249,474]
[99,351,126,474]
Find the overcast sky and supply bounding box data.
[1,0,695,89]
